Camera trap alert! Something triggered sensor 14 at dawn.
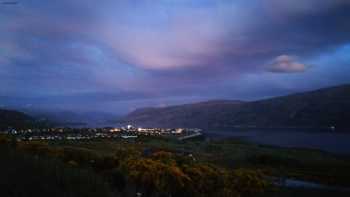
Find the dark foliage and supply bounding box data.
[0,136,114,197]
[0,136,274,197]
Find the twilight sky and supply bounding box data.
[1,0,350,114]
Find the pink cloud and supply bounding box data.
[99,3,243,71]
[267,55,308,73]
[103,24,226,70]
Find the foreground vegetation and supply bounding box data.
[1,134,350,197]
[0,136,114,197]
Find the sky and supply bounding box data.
[1,0,350,114]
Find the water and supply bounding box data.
[204,129,350,155]
[270,177,350,191]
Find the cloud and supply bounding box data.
[102,2,240,70]
[1,0,350,112]
[261,0,350,23]
[267,55,308,73]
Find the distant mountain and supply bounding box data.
[0,109,36,130]
[24,110,120,127]
[122,84,350,130]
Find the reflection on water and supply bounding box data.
[204,129,350,155]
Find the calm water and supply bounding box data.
[204,129,350,155]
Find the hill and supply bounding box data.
[24,110,118,127]
[122,84,350,130]
[0,109,38,130]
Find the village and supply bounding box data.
[4,125,203,141]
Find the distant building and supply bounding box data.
[110,128,121,132]
[172,128,183,134]
[121,135,138,139]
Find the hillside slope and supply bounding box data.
[0,109,36,130]
[122,85,350,130]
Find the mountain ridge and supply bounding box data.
[122,84,350,130]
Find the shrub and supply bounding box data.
[123,158,191,196]
[182,164,225,197]
[229,168,271,197]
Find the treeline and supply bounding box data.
[0,135,271,197]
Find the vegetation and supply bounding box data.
[1,135,350,196]
[1,135,272,197]
[0,135,114,197]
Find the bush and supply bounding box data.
[93,156,119,172]
[229,169,271,197]
[123,158,192,196]
[182,164,226,197]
